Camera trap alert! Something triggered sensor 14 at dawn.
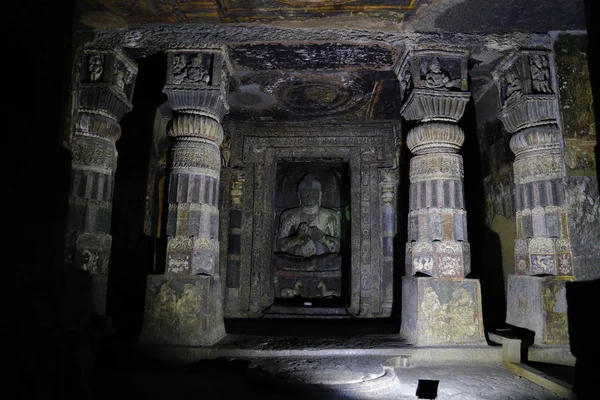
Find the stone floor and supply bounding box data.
[91,348,568,399]
[85,319,580,399]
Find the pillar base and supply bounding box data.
[400,277,485,346]
[140,275,225,346]
[506,274,571,345]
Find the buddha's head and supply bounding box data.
[298,173,322,208]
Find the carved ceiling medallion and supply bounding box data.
[277,79,364,115]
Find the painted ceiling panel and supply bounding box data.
[84,0,421,25]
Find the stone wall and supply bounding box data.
[554,33,600,281]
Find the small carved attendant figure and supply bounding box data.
[276,174,341,258]
[114,68,131,90]
[425,57,451,89]
[89,55,104,82]
[530,55,551,93]
[505,68,522,101]
[220,136,231,167]
[400,69,413,99]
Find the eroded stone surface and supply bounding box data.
[565,177,600,281]
[140,275,225,346]
[401,277,485,346]
[506,275,571,345]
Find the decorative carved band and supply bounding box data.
[410,153,464,183]
[514,236,572,276]
[71,135,117,171]
[406,240,471,278]
[513,152,563,185]
[400,89,470,122]
[499,94,558,133]
[509,125,561,156]
[167,113,224,145]
[171,140,221,172]
[79,84,133,121]
[407,122,465,155]
[65,232,112,275]
[76,109,121,142]
[164,86,228,122]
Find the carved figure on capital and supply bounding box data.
[173,53,211,85]
[505,67,522,102]
[114,64,133,90]
[89,54,104,82]
[423,57,461,90]
[529,54,552,94]
[399,66,413,100]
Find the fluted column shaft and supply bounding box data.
[65,49,137,315]
[165,114,224,275]
[404,119,471,278]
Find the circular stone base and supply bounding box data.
[247,357,403,397]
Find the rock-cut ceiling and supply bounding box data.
[226,41,401,120]
[82,0,586,120]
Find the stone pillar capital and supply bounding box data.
[77,48,138,142]
[495,50,558,133]
[163,49,230,122]
[398,48,470,119]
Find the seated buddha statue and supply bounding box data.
[276,173,341,258]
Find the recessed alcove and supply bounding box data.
[272,159,351,307]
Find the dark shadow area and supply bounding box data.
[566,279,600,400]
[91,352,394,400]
[525,361,575,386]
[462,99,508,330]
[108,52,167,345]
[392,123,411,318]
[11,1,92,399]
[225,318,401,336]
[416,379,439,399]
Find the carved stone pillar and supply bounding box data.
[141,49,229,346]
[65,49,137,316]
[398,50,484,345]
[497,51,572,345]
